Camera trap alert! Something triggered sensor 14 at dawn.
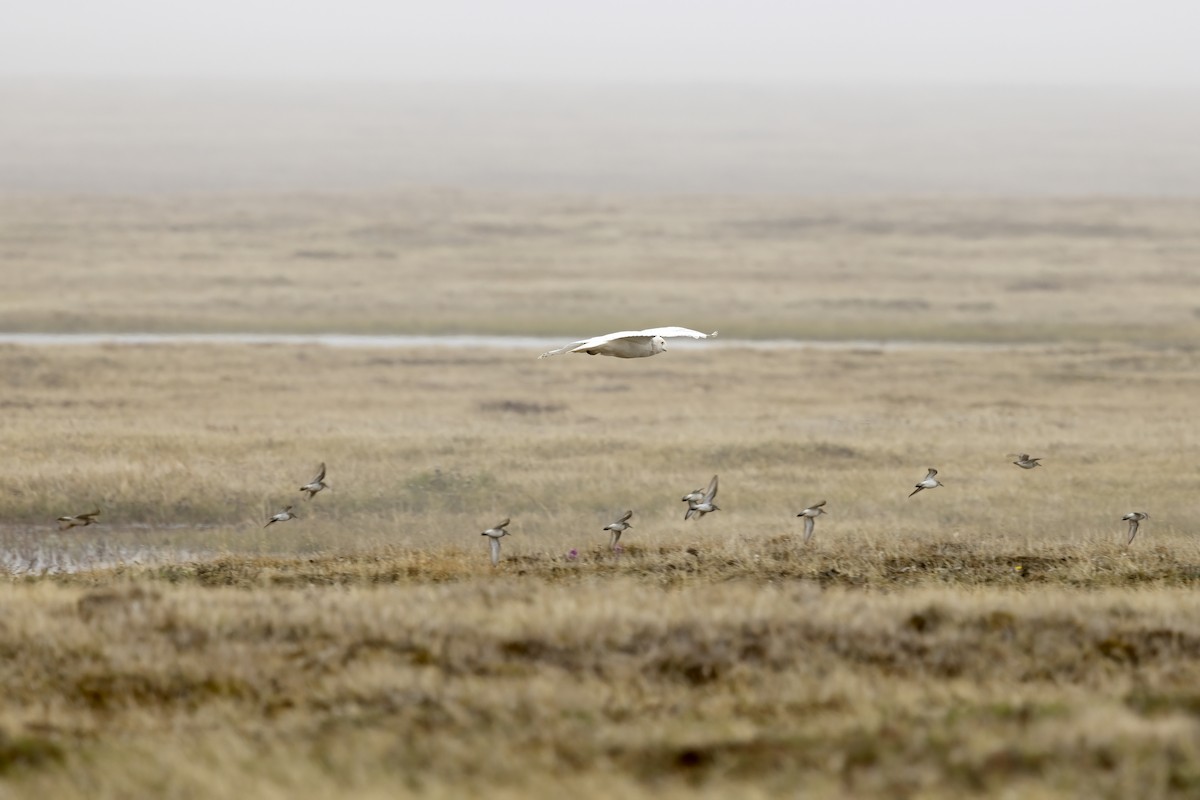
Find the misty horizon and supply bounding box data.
[5,1,1199,86]
[3,79,1199,195]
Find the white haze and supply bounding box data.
[3,0,1199,85]
[3,1,1199,194]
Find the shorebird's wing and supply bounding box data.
[926,469,938,479]
[812,500,826,510]
[489,537,501,565]
[1127,521,1139,544]
[803,516,815,542]
[703,475,719,503]
[618,510,633,523]
[495,518,510,530]
[310,463,326,484]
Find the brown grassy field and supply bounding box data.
[7,579,1200,799]
[2,333,1200,797]
[4,192,1200,343]
[6,63,1200,795]
[4,188,1200,796]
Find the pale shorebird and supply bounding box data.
[57,509,101,530]
[796,501,828,543]
[603,510,633,550]
[539,327,717,359]
[685,475,720,520]
[908,468,943,498]
[1009,453,1043,469]
[1122,512,1149,544]
[264,506,297,528]
[481,518,511,565]
[300,462,329,499]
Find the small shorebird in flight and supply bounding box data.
[685,475,720,520]
[539,327,717,359]
[481,518,511,565]
[264,506,297,528]
[796,501,828,543]
[1122,511,1149,544]
[603,510,633,550]
[57,509,101,530]
[908,468,943,498]
[300,463,329,499]
[1009,453,1043,469]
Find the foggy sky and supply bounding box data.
[5,0,1199,85]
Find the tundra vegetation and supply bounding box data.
[2,194,1200,797]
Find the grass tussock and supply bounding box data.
[4,575,1200,798]
[55,538,1200,592]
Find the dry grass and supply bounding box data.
[2,339,1200,796]
[2,342,1197,553]
[5,578,1200,798]
[4,190,1200,795]
[3,193,1200,342]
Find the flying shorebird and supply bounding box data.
[603,510,633,550]
[908,468,943,498]
[481,518,511,565]
[264,506,297,528]
[538,327,718,359]
[57,509,101,530]
[685,475,720,520]
[299,462,329,499]
[1009,453,1043,469]
[796,501,828,543]
[1122,511,1149,544]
